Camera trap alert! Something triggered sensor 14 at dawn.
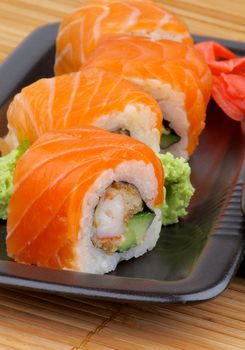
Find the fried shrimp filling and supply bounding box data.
[92,182,154,254]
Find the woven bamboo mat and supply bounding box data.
[0,0,244,62]
[0,279,244,350]
[0,1,244,349]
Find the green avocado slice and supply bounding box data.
[160,133,180,149]
[117,212,155,252]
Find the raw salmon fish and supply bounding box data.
[6,127,164,271]
[55,0,193,75]
[4,68,163,153]
[85,35,212,156]
[85,35,212,104]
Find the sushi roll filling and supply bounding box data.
[161,121,181,150]
[112,128,130,136]
[92,182,155,254]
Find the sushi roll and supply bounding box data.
[85,35,212,158]
[2,68,163,154]
[55,0,193,75]
[6,127,164,274]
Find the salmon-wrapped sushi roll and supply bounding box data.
[2,69,163,154]
[6,127,164,274]
[85,36,212,157]
[55,0,193,75]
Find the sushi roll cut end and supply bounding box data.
[6,127,164,274]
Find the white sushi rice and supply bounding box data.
[75,160,162,274]
[130,78,189,159]
[94,103,161,153]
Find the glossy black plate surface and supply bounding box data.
[0,24,244,303]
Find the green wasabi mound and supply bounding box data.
[157,153,195,226]
[0,142,29,220]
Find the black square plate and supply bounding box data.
[0,24,244,303]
